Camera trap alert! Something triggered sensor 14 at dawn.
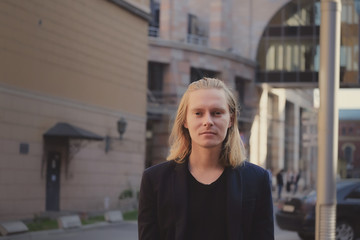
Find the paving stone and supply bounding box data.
[0,221,28,236]
[57,215,82,229]
[105,210,123,223]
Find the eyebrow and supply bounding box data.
[189,106,227,112]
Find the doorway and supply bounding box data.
[45,151,61,211]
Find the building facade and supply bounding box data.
[0,0,149,221]
[338,109,360,178]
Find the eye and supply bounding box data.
[195,112,201,116]
[213,111,222,116]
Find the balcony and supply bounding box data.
[147,90,178,115]
[148,27,209,48]
[148,26,159,37]
[187,34,208,46]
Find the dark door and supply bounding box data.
[46,151,61,211]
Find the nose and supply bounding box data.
[203,113,214,127]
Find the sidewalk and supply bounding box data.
[0,221,138,240]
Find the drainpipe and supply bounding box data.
[316,0,341,239]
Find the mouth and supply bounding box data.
[200,132,216,135]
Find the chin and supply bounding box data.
[200,142,223,149]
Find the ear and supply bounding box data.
[184,120,188,128]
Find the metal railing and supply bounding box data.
[147,90,177,105]
[187,34,208,46]
[148,28,209,48]
[147,90,178,115]
[148,26,159,37]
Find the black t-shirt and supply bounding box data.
[187,167,228,240]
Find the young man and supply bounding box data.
[138,78,274,240]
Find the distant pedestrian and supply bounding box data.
[293,171,301,194]
[285,170,294,193]
[276,169,284,200]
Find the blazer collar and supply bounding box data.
[173,160,189,240]
[227,166,243,240]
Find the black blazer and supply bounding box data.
[138,160,274,240]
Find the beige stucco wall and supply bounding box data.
[0,0,148,221]
[0,87,146,220]
[0,0,148,116]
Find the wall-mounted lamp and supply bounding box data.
[117,117,127,140]
[105,118,127,153]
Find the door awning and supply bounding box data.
[44,122,104,141]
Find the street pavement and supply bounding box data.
[275,220,301,240]
[0,189,303,240]
[0,210,302,240]
[0,219,300,240]
[0,221,138,240]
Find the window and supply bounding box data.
[344,146,354,166]
[149,0,160,28]
[346,186,360,200]
[149,0,160,37]
[235,77,249,106]
[187,14,207,46]
[188,14,199,35]
[190,68,219,83]
[148,62,165,92]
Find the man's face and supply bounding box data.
[184,88,232,150]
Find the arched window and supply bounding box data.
[256,0,359,87]
[342,144,355,169]
[345,146,353,164]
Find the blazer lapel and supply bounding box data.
[227,166,243,240]
[173,161,188,240]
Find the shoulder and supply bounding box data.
[231,161,272,197]
[141,160,183,191]
[142,160,181,183]
[231,161,270,184]
[143,160,176,176]
[236,161,268,176]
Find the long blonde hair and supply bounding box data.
[166,78,247,167]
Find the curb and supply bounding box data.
[0,221,132,240]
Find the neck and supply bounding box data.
[188,145,223,171]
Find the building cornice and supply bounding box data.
[108,0,151,22]
[339,136,360,141]
[148,38,257,67]
[257,82,318,89]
